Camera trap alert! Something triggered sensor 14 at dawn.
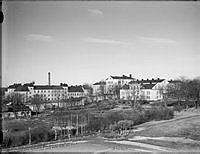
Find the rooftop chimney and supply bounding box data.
[48,72,51,86]
[129,74,132,78]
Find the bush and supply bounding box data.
[144,106,174,121]
[2,126,54,148]
[3,131,29,148]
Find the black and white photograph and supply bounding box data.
[1,1,200,153]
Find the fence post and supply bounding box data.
[28,127,31,145]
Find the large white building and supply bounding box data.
[119,78,170,101]
[5,83,68,103]
[105,74,135,94]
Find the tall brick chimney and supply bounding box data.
[48,72,51,86]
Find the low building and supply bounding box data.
[61,97,86,108]
[68,85,84,98]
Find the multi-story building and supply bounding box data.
[5,82,68,103]
[105,74,135,95]
[33,85,68,101]
[139,78,169,101]
[119,78,169,101]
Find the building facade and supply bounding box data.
[68,85,84,98]
[92,81,106,96]
[105,74,135,94]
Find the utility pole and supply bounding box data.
[76,114,78,136]
[28,127,31,145]
[55,129,57,140]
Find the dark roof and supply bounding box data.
[24,82,35,87]
[34,85,63,90]
[111,75,134,80]
[60,83,68,87]
[82,85,93,89]
[8,83,22,89]
[68,86,84,92]
[129,80,140,84]
[130,78,165,84]
[141,84,156,89]
[15,85,30,92]
[121,84,130,90]
[93,81,106,85]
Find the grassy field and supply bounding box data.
[128,108,200,150]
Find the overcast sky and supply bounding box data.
[2,1,200,87]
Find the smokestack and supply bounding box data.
[48,72,51,86]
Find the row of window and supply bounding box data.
[68,93,83,97]
[34,90,64,93]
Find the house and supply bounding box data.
[119,78,169,101]
[68,85,84,98]
[139,78,169,101]
[5,83,22,97]
[105,74,134,94]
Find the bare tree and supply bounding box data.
[187,78,200,108]
[167,77,200,109]
[5,93,24,118]
[30,94,43,116]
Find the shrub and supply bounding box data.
[3,131,29,148]
[144,106,174,121]
[2,126,54,148]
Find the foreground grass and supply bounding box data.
[133,139,200,150]
[133,111,200,141]
[127,108,200,150]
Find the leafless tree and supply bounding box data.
[30,94,43,116]
[4,93,24,118]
